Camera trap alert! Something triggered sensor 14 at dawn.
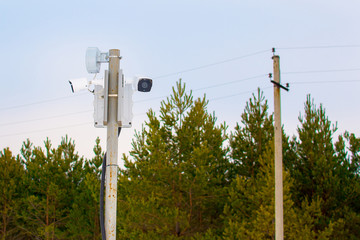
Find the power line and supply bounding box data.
[3,75,358,137]
[0,122,93,138]
[135,86,273,116]
[2,47,359,112]
[193,74,267,92]
[0,92,88,111]
[128,68,360,104]
[2,67,355,112]
[276,44,360,50]
[0,85,272,137]
[134,73,268,103]
[283,68,360,75]
[210,86,272,102]
[0,109,152,130]
[289,79,360,85]
[0,110,92,127]
[3,77,357,128]
[152,49,271,79]
[134,95,168,104]
[0,50,270,112]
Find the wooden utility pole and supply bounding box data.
[272,54,288,240]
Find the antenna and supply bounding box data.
[85,47,109,73]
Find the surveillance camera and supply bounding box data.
[133,77,153,92]
[68,78,89,93]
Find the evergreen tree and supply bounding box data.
[0,148,25,240]
[1,86,359,239]
[229,89,274,178]
[223,91,291,239]
[223,143,333,239]
[18,137,83,239]
[66,137,103,240]
[289,95,360,238]
[117,80,229,239]
[223,91,338,239]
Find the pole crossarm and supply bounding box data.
[270,80,289,91]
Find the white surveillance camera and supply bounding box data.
[69,78,89,93]
[133,77,153,92]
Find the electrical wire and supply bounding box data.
[192,74,267,92]
[0,85,270,138]
[0,50,269,112]
[0,110,92,127]
[2,46,360,129]
[0,122,93,138]
[0,111,143,131]
[276,44,360,50]
[2,45,360,112]
[1,76,359,133]
[134,85,273,115]
[0,92,88,111]
[134,74,268,103]
[210,86,272,102]
[152,49,270,79]
[3,76,359,138]
[289,79,360,85]
[2,77,359,133]
[283,68,360,75]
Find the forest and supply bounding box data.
[1,81,359,239]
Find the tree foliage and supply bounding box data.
[0,83,359,239]
[117,80,229,238]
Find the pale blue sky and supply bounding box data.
[1,0,359,160]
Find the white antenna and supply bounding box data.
[85,47,109,73]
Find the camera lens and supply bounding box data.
[141,81,149,89]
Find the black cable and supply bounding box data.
[100,152,107,240]
[100,127,121,240]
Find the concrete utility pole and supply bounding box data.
[105,49,120,240]
[272,55,288,240]
[72,47,152,240]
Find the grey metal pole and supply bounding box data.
[273,55,284,240]
[105,49,120,240]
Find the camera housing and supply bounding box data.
[133,77,153,92]
[69,78,104,93]
[68,78,88,93]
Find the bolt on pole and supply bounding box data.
[273,55,284,240]
[105,49,120,240]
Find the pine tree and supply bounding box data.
[117,80,229,238]
[229,89,274,178]
[66,137,103,240]
[223,143,305,239]
[223,91,338,239]
[18,137,83,239]
[0,148,25,240]
[289,95,360,238]
[223,91,296,239]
